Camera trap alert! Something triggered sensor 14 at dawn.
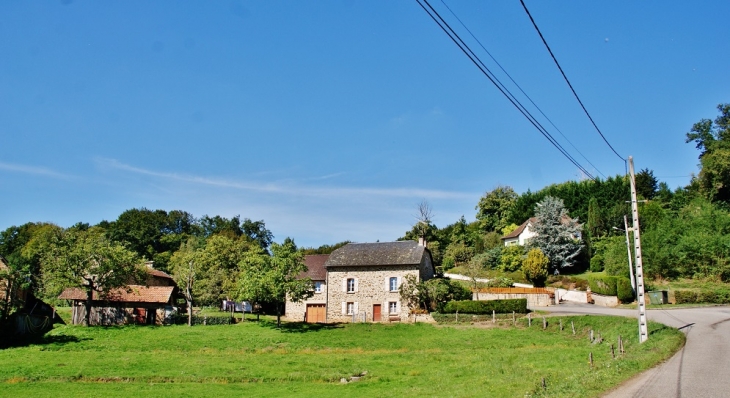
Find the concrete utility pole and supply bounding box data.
[623,215,636,292]
[628,156,648,343]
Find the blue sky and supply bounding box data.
[1,1,728,248]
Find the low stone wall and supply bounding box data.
[473,292,552,308]
[591,293,619,307]
[556,289,589,304]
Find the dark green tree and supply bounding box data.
[686,103,730,203]
[476,185,518,232]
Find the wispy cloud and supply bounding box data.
[0,161,74,179]
[95,157,474,200]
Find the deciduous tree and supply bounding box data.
[41,227,145,326]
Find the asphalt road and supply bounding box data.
[534,304,730,398]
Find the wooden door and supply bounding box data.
[134,308,146,324]
[306,304,326,323]
[373,304,381,322]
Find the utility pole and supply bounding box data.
[623,215,636,292]
[628,156,648,343]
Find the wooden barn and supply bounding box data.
[58,264,182,326]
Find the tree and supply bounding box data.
[398,274,421,317]
[686,103,730,203]
[237,238,312,327]
[635,168,658,200]
[522,248,549,287]
[266,238,313,327]
[529,196,583,271]
[41,227,145,326]
[169,238,204,326]
[476,185,518,232]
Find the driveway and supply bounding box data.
[534,304,730,398]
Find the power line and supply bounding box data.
[416,0,596,180]
[439,0,606,179]
[519,0,627,172]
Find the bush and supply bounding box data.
[522,248,549,287]
[590,254,604,273]
[674,288,730,304]
[442,299,528,314]
[442,257,455,271]
[587,275,618,296]
[616,277,634,303]
[500,245,525,272]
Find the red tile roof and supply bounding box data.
[501,218,536,240]
[58,285,174,304]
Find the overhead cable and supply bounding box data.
[519,0,627,172]
[416,0,595,180]
[439,0,606,179]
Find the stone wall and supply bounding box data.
[473,292,553,308]
[591,293,619,307]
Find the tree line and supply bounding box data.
[0,210,315,327]
[399,103,730,285]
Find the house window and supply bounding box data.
[347,278,355,293]
[389,277,398,292]
[389,302,398,314]
[346,302,354,315]
[314,281,322,293]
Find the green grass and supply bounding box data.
[0,316,684,397]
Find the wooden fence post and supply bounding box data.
[571,321,575,335]
[542,316,546,330]
[589,352,593,368]
[492,310,496,324]
[559,319,563,331]
[528,313,531,327]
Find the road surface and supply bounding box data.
[535,304,730,398]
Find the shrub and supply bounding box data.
[674,289,730,304]
[587,275,618,296]
[485,276,514,288]
[442,257,455,271]
[590,254,604,273]
[673,290,698,304]
[500,245,525,272]
[616,277,634,302]
[522,248,549,287]
[442,299,528,314]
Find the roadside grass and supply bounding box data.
[0,315,683,397]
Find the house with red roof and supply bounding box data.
[58,262,181,326]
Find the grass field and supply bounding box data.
[0,315,684,397]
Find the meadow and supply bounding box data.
[0,315,684,397]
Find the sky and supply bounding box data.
[1,1,729,248]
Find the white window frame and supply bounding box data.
[347,278,355,293]
[314,281,322,293]
[346,302,354,315]
[389,277,398,292]
[389,301,398,314]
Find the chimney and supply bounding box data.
[418,237,427,248]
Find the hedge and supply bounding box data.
[587,275,618,296]
[674,289,730,304]
[587,275,634,303]
[442,299,527,314]
[616,277,634,303]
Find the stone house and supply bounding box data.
[285,241,435,323]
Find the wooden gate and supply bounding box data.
[306,304,326,323]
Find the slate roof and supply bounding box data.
[301,254,329,280]
[325,241,426,268]
[58,285,174,304]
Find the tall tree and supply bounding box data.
[41,227,145,326]
[686,103,730,203]
[635,168,659,200]
[476,185,518,232]
[529,196,583,271]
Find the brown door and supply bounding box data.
[134,308,146,324]
[373,304,381,322]
[306,304,326,323]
